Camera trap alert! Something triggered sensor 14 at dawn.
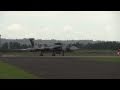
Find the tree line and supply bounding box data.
[72,41,120,50]
[0,41,120,50]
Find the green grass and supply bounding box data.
[74,56,120,63]
[0,50,117,56]
[94,56,120,63]
[0,61,39,79]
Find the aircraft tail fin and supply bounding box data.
[29,38,35,48]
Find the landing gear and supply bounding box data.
[39,50,65,56]
[62,50,64,56]
[40,50,43,56]
[52,50,55,56]
[52,50,64,56]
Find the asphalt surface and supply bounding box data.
[0,56,120,79]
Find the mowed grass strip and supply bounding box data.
[0,61,39,79]
[0,50,117,56]
[94,56,120,63]
[74,56,120,63]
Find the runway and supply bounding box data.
[0,56,120,79]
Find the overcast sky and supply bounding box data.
[0,11,120,41]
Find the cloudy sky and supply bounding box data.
[0,11,120,41]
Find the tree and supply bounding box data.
[1,42,8,50]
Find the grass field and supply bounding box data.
[0,54,120,79]
[69,56,120,63]
[0,61,39,79]
[0,50,120,79]
[0,50,117,56]
[1,56,120,79]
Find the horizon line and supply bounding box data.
[0,38,120,42]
